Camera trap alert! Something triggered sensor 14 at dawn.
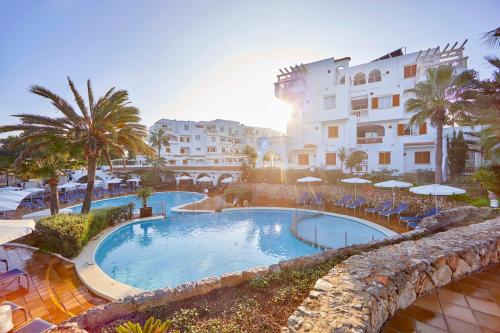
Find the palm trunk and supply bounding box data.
[48,176,59,215]
[82,156,97,214]
[435,121,444,184]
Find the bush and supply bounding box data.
[449,193,472,204]
[471,197,490,207]
[224,188,252,205]
[34,204,133,258]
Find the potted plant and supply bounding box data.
[137,187,154,217]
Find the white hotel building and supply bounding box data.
[149,118,281,166]
[264,41,481,175]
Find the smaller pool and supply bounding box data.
[70,191,204,214]
[295,213,389,248]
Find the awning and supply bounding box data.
[0,219,36,245]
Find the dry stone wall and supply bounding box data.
[283,216,500,333]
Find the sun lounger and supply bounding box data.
[333,195,353,210]
[400,208,439,224]
[0,268,29,290]
[365,200,391,216]
[296,192,309,206]
[311,193,324,206]
[379,203,409,221]
[345,197,366,212]
[14,318,55,333]
[1,301,27,321]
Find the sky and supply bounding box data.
[0,0,499,133]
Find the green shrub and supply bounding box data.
[471,197,490,207]
[34,204,133,258]
[449,193,472,203]
[224,188,252,204]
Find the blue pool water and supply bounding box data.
[296,213,388,248]
[70,191,203,214]
[95,207,391,290]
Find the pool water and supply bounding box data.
[295,213,387,248]
[70,191,203,214]
[94,205,391,290]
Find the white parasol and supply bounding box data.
[341,177,372,199]
[374,180,413,208]
[410,184,466,210]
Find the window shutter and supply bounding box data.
[392,94,400,107]
[371,97,378,109]
[334,126,338,137]
[419,122,427,135]
[397,124,405,136]
[404,66,410,78]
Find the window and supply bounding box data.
[379,152,391,165]
[353,73,366,85]
[165,146,171,153]
[404,64,417,78]
[368,70,381,83]
[196,147,201,151]
[398,123,423,136]
[184,124,190,131]
[220,127,224,132]
[323,95,336,109]
[415,151,431,164]
[222,148,226,153]
[180,136,190,143]
[328,126,339,138]
[211,136,216,142]
[195,135,201,140]
[326,153,336,165]
[180,147,188,154]
[214,159,218,164]
[207,147,216,153]
[298,154,309,166]
[351,98,369,110]
[372,94,400,109]
[183,160,188,165]
[339,75,345,84]
[169,160,176,165]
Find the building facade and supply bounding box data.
[149,118,282,167]
[267,41,481,175]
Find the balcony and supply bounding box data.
[274,77,306,99]
[351,98,368,117]
[357,137,383,144]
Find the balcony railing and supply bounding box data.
[357,137,383,144]
[351,109,368,117]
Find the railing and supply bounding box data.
[357,137,383,144]
[351,109,368,117]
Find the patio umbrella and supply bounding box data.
[0,187,22,191]
[57,182,78,190]
[341,177,371,199]
[178,175,192,181]
[0,219,36,245]
[197,176,212,183]
[374,180,413,208]
[221,177,233,184]
[410,184,465,210]
[297,176,322,196]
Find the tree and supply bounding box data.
[345,151,365,174]
[0,78,154,213]
[17,141,83,215]
[148,127,169,159]
[404,65,476,183]
[446,130,468,180]
[244,145,257,168]
[337,146,348,173]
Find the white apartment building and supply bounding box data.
[267,41,482,175]
[150,118,281,166]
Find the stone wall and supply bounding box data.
[283,216,500,333]
[61,207,495,332]
[239,183,463,214]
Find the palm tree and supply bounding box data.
[0,78,154,213]
[244,145,257,168]
[337,147,348,173]
[404,65,476,183]
[149,127,170,158]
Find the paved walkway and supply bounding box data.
[383,263,500,332]
[0,245,107,329]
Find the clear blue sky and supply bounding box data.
[1,0,498,132]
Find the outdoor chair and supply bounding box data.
[333,195,353,210]
[400,208,439,225]
[296,192,309,206]
[311,192,324,209]
[1,301,27,321]
[14,318,55,333]
[345,197,366,212]
[365,200,392,216]
[379,203,409,221]
[0,268,29,291]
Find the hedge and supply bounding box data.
[34,204,133,258]
[224,187,252,205]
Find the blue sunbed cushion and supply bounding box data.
[0,268,26,280]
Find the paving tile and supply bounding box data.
[445,316,482,333]
[466,296,500,317]
[414,321,449,333]
[438,289,468,307]
[414,293,443,314]
[473,310,500,331]
[440,301,477,325]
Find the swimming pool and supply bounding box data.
[94,208,393,290]
[70,191,204,214]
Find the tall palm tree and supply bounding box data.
[149,127,170,158]
[337,146,348,173]
[404,65,476,183]
[0,78,154,213]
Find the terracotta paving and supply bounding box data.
[0,245,107,329]
[383,263,500,333]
